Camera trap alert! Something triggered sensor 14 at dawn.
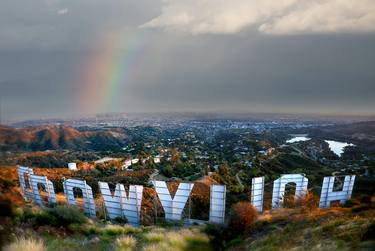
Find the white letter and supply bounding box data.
[251,177,264,212]
[153,181,194,221]
[272,174,308,208]
[17,166,34,201]
[29,174,56,206]
[209,184,226,224]
[63,179,96,217]
[319,175,355,208]
[99,182,143,226]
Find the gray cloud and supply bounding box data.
[0,0,160,50]
[0,0,374,121]
[56,8,69,15]
[128,33,375,115]
[142,0,375,35]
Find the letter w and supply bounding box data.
[99,182,143,226]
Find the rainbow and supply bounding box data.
[76,30,146,115]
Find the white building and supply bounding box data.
[67,163,77,171]
[131,158,139,164]
[94,157,117,164]
[122,159,132,170]
[153,156,161,163]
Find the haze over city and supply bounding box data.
[1,0,375,121]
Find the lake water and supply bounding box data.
[286,136,355,157]
[286,135,311,143]
[325,140,354,156]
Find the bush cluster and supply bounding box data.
[228,202,258,232]
[19,204,88,227]
[205,201,258,250]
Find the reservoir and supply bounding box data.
[286,135,311,143]
[286,136,355,157]
[325,140,354,156]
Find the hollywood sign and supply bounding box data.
[17,166,356,226]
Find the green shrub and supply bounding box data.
[342,198,360,208]
[114,216,128,224]
[204,224,227,249]
[18,205,88,227]
[155,218,183,227]
[101,225,126,236]
[47,205,88,226]
[362,221,375,241]
[83,225,100,235]
[0,178,15,190]
[226,237,243,247]
[0,199,14,217]
[101,224,140,236]
[19,206,48,224]
[35,210,57,226]
[12,207,24,218]
[351,204,371,213]
[359,195,372,204]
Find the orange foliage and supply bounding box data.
[229,202,258,232]
[297,191,320,212]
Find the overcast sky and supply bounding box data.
[1,0,375,121]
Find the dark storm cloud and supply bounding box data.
[128,32,375,114]
[0,0,375,121]
[0,0,161,50]
[0,50,84,119]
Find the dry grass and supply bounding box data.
[142,243,176,251]
[144,231,165,242]
[114,235,137,251]
[100,224,141,236]
[228,206,375,251]
[142,228,210,251]
[3,237,46,251]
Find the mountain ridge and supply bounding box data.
[0,125,127,151]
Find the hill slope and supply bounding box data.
[228,207,375,251]
[303,121,375,150]
[0,125,127,151]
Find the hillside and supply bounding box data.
[0,125,127,151]
[301,121,375,151]
[0,165,374,250]
[1,195,374,250]
[2,121,375,152]
[227,206,375,251]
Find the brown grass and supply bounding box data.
[3,237,46,251]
